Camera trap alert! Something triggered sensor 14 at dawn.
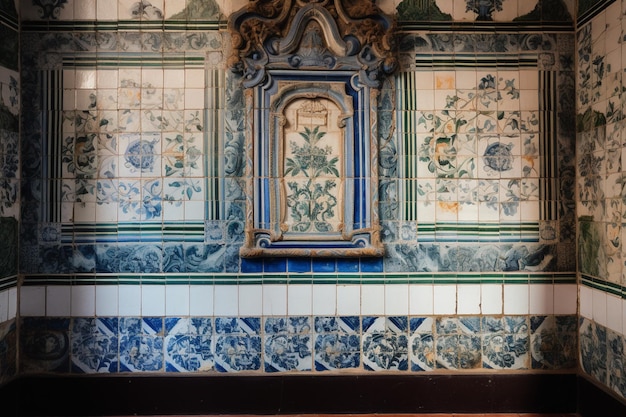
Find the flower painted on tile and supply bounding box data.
[265,334,312,372]
[32,0,68,19]
[215,335,261,372]
[484,142,513,172]
[125,139,157,172]
[465,0,503,21]
[131,1,164,19]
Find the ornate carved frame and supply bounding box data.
[229,0,396,257]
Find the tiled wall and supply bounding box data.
[13,0,579,383]
[577,0,626,401]
[0,0,19,385]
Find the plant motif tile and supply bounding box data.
[435,317,481,370]
[362,316,409,371]
[71,317,119,373]
[264,317,312,372]
[607,329,626,397]
[482,316,529,369]
[530,315,577,370]
[214,317,261,372]
[165,317,214,372]
[119,317,164,372]
[580,318,608,385]
[314,316,361,371]
[21,318,71,373]
[410,317,435,371]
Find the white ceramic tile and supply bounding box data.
[287,284,312,315]
[185,69,205,88]
[579,285,593,319]
[263,285,288,316]
[554,284,578,315]
[96,285,119,316]
[606,293,623,333]
[385,284,409,316]
[529,284,554,315]
[0,290,8,323]
[312,285,336,315]
[165,285,190,316]
[409,284,434,315]
[361,285,385,315]
[8,288,17,320]
[20,287,46,317]
[97,0,119,20]
[142,285,166,316]
[457,284,481,315]
[189,285,214,316]
[213,285,239,316]
[623,299,626,336]
[433,285,456,315]
[71,285,96,317]
[503,284,529,315]
[118,285,141,316]
[592,288,608,327]
[481,284,503,315]
[239,285,263,316]
[46,286,71,317]
[336,285,360,315]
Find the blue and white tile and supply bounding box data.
[165,317,213,372]
[119,317,164,372]
[362,317,408,371]
[314,316,360,371]
[264,317,312,372]
[71,317,119,373]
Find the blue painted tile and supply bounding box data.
[288,258,311,273]
[312,258,335,272]
[360,257,383,272]
[241,257,263,273]
[337,258,359,272]
[264,257,287,272]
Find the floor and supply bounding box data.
[110,414,581,417]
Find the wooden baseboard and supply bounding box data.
[577,374,626,417]
[0,373,582,416]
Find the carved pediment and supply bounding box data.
[228,0,397,88]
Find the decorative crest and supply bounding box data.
[228,0,397,88]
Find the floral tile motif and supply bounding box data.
[21,318,71,373]
[264,317,312,372]
[0,320,17,384]
[119,317,164,372]
[314,316,361,371]
[214,317,261,372]
[482,316,529,369]
[362,316,409,371]
[580,318,608,385]
[607,329,626,398]
[435,317,481,370]
[410,317,435,371]
[530,315,577,370]
[71,318,119,373]
[165,318,213,372]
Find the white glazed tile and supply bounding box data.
[554,284,578,315]
[71,285,96,317]
[529,284,554,315]
[312,285,336,315]
[46,286,71,317]
[189,285,214,316]
[336,285,360,315]
[361,285,385,315]
[165,285,190,316]
[213,285,238,316]
[263,285,287,316]
[503,284,529,315]
[433,285,456,315]
[385,284,409,316]
[409,284,434,315]
[20,286,46,317]
[606,293,623,333]
[8,288,17,320]
[287,284,312,316]
[592,288,608,327]
[481,284,503,315]
[118,285,141,316]
[239,285,263,316]
[0,290,8,323]
[457,284,481,315]
[96,285,119,316]
[579,285,593,319]
[141,285,166,316]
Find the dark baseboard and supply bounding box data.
[0,373,580,416]
[578,374,626,417]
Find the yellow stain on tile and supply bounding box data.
[438,201,459,213]
[435,74,455,89]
